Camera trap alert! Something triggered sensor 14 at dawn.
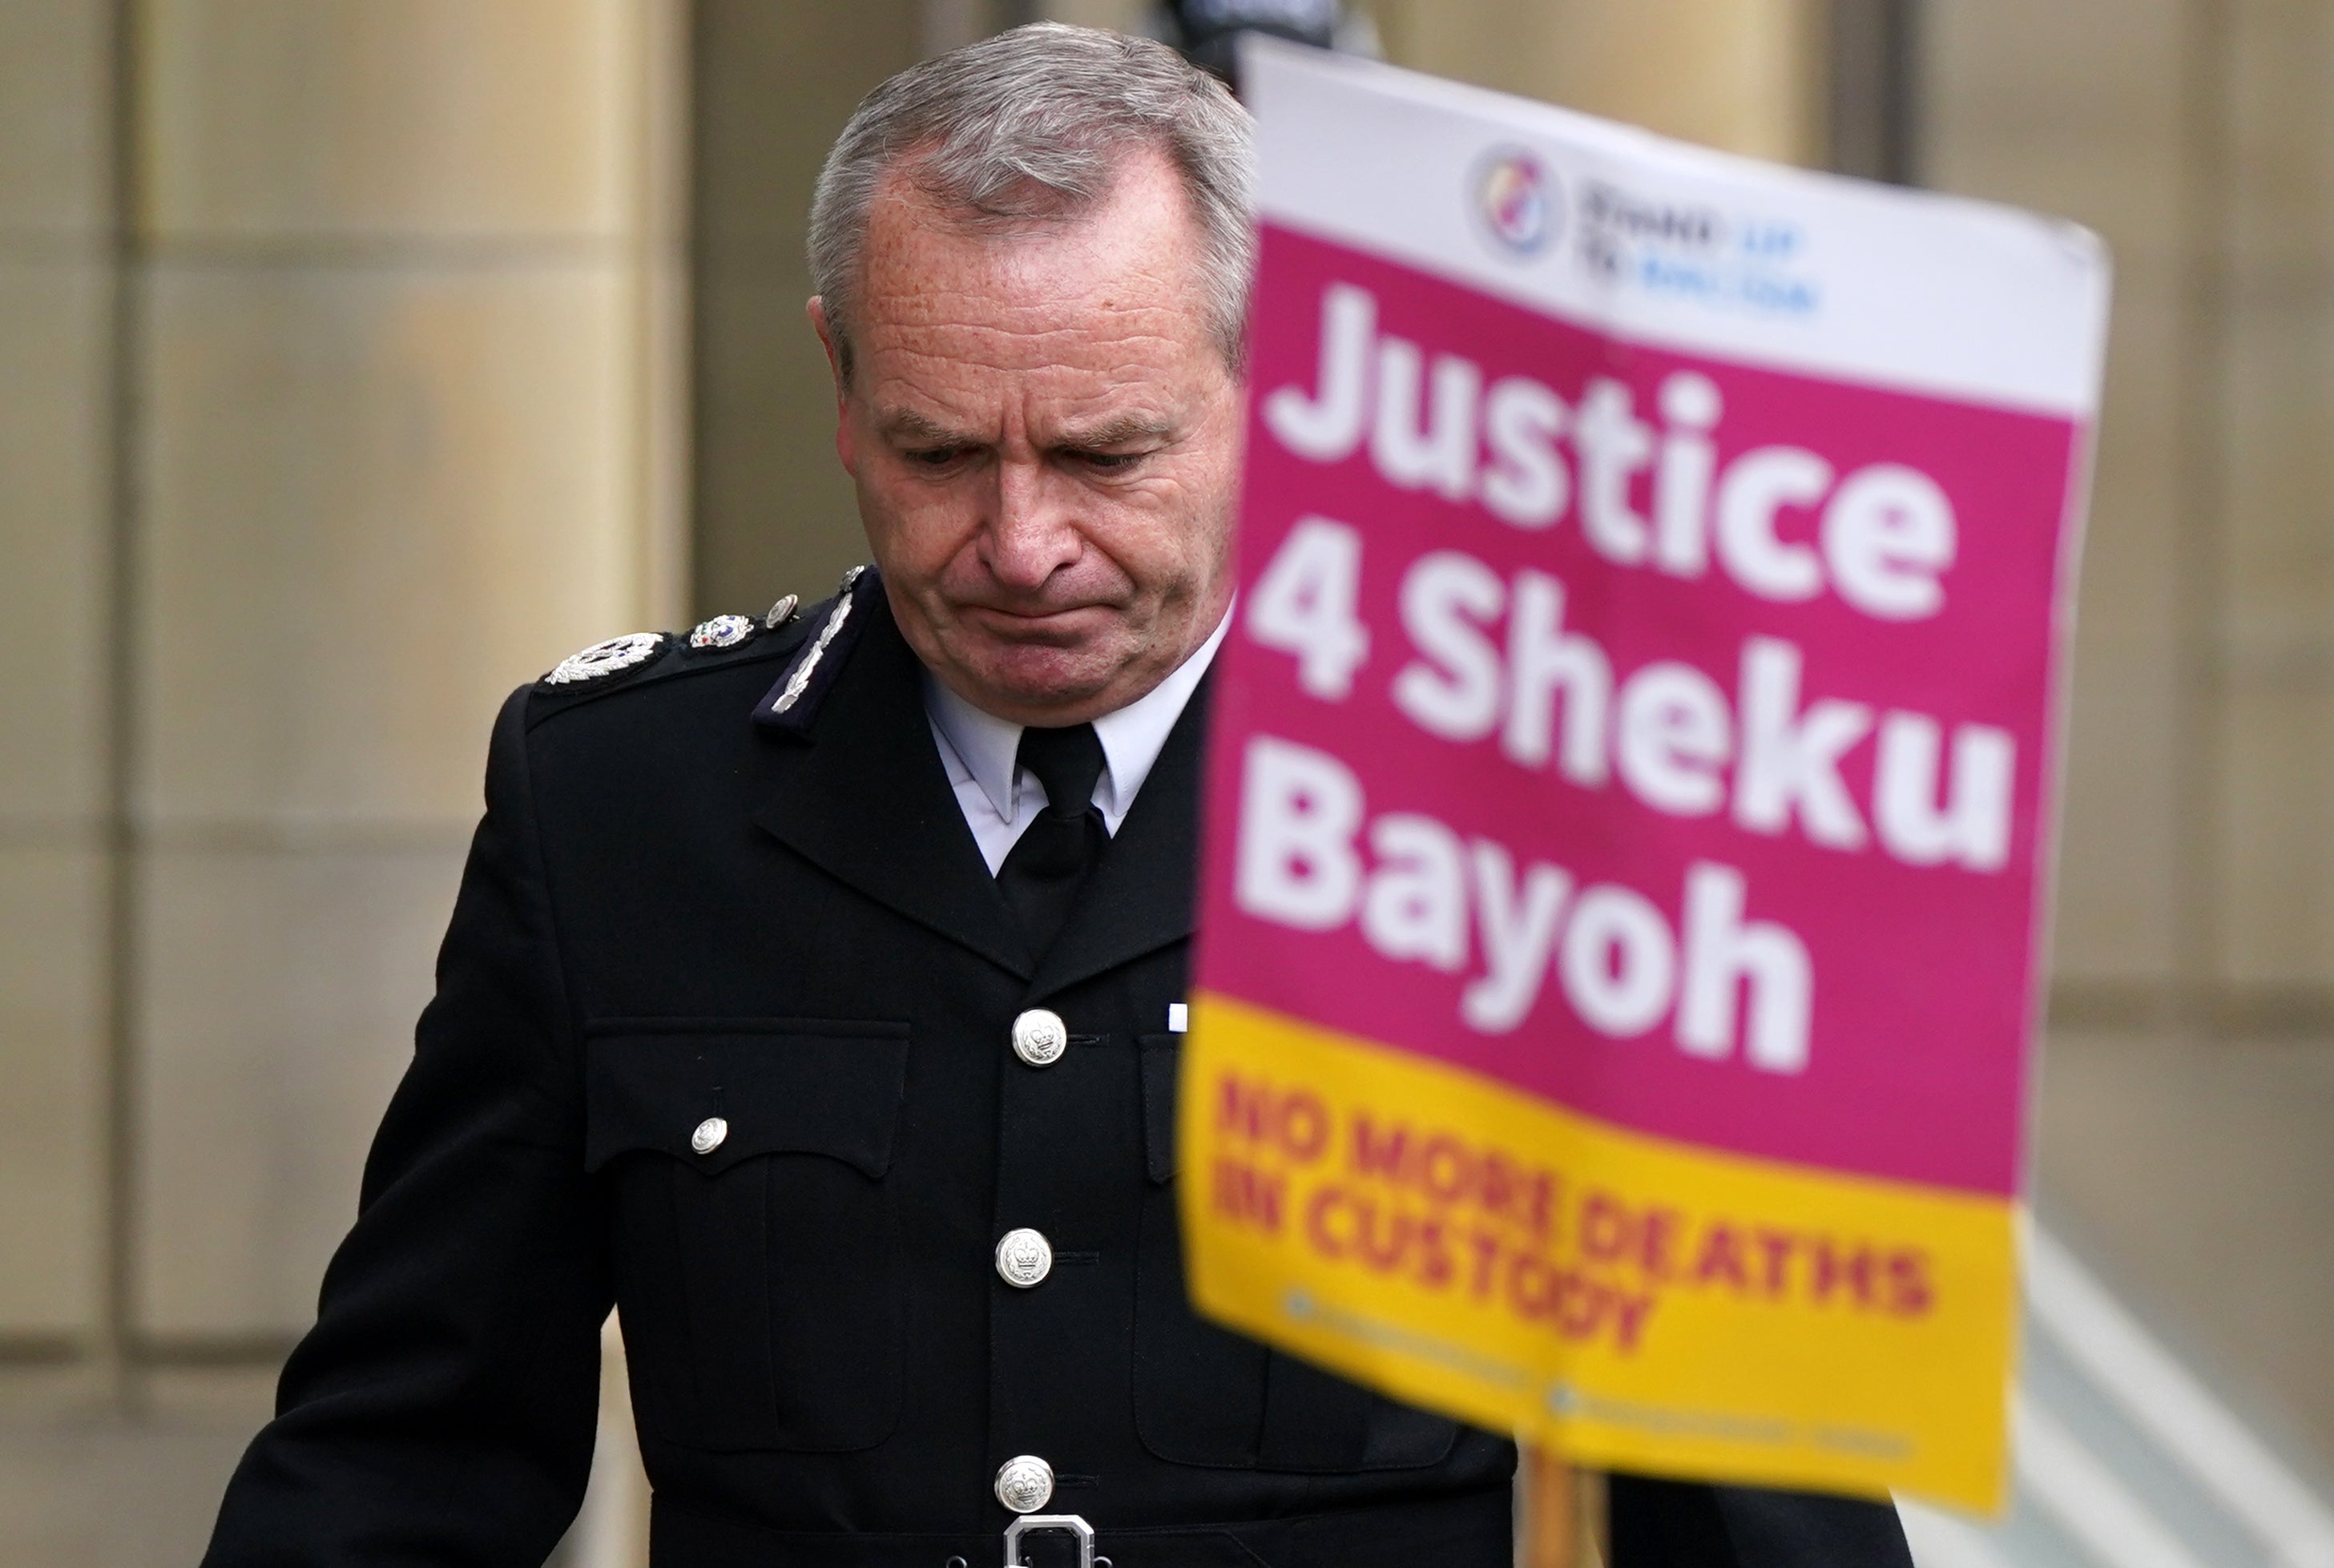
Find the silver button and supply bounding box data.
[994,1453,1054,1514]
[994,1227,1053,1288]
[1010,1008,1069,1067]
[690,1117,728,1155]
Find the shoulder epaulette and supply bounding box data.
[529,582,825,716]
[753,563,879,736]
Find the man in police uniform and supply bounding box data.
[202,25,1912,1568]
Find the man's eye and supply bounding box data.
[906,446,966,468]
[1073,449,1144,472]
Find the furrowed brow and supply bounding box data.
[878,407,976,446]
[1051,413,1175,451]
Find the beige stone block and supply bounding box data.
[142,0,635,240]
[131,842,464,1338]
[2228,0,2334,280]
[2219,299,2334,635]
[2075,264,2183,644]
[2037,1029,2334,1461]
[0,846,107,1338]
[2049,638,2180,984]
[691,268,867,615]
[0,1400,274,1568]
[2213,682,2334,987]
[1372,0,1825,163]
[143,1363,280,1423]
[0,1364,112,1420]
[2045,265,2187,987]
[137,263,643,827]
[1922,0,2186,263]
[0,0,111,239]
[0,260,111,824]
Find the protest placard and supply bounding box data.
[1181,39,2110,1510]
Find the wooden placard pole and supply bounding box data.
[1519,1449,1605,1568]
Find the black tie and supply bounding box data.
[997,723,1108,957]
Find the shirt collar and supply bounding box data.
[1091,607,1229,819]
[924,676,1023,822]
[922,607,1232,823]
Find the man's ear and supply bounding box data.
[808,296,844,389]
[808,296,857,477]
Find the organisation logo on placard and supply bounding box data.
[1471,145,1561,258]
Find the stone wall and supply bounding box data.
[0,2,684,1562]
[1927,0,2334,1471]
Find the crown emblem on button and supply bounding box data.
[994,1227,1053,1289]
[690,1117,728,1155]
[994,1453,1054,1514]
[1010,1009,1069,1067]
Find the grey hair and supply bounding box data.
[808,22,1256,381]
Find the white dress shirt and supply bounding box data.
[925,610,1231,874]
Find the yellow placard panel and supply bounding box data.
[1179,992,2018,1510]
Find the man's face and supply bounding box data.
[813,146,1243,726]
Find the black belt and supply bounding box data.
[651,1483,1512,1568]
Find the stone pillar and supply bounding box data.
[0,2,684,1559]
[125,0,686,1353]
[1928,0,2334,1462]
[0,0,116,1366]
[0,0,685,1387]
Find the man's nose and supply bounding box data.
[985,454,1082,591]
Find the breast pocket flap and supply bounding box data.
[584,1019,910,1179]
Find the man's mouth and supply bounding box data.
[960,603,1112,640]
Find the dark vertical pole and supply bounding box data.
[1828,0,1922,186]
[2173,0,2231,1030]
[103,0,147,1408]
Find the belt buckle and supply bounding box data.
[1002,1512,1094,1568]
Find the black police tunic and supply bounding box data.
[200,574,1912,1568]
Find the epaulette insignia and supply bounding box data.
[764,594,800,630]
[543,631,668,687]
[688,613,758,651]
[755,564,875,735]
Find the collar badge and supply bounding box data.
[689,613,757,651]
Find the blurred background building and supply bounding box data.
[1,2,2330,1565]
